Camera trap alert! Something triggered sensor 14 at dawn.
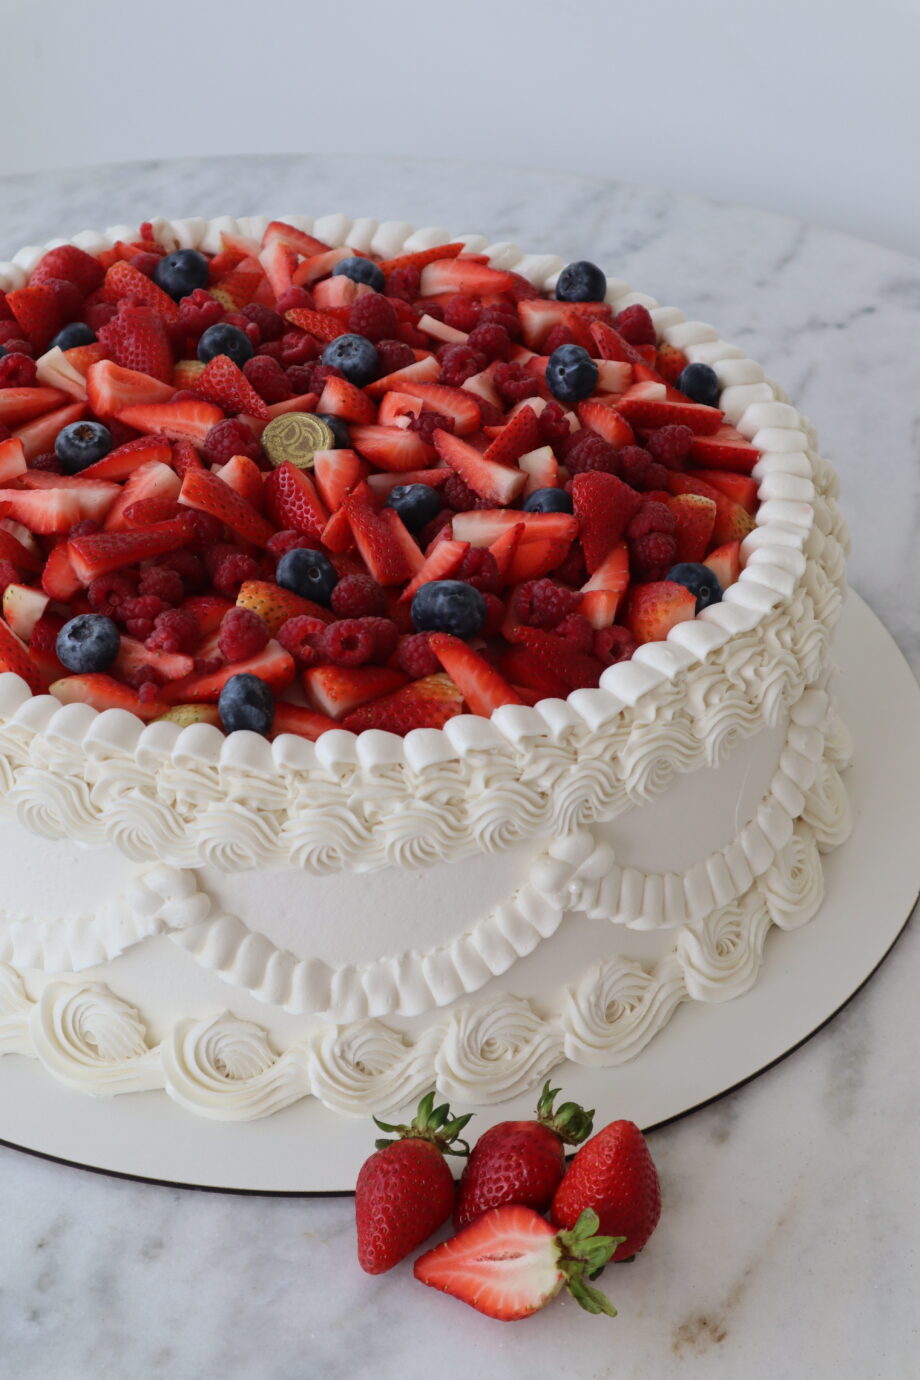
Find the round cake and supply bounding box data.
[0,213,850,1121]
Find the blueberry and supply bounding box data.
[666,562,723,612]
[676,362,720,408]
[385,483,441,533]
[55,420,113,473]
[56,614,120,673]
[332,256,385,293]
[218,673,275,736]
[50,321,96,351]
[0,346,6,359]
[198,322,254,368]
[555,260,607,303]
[546,344,598,404]
[411,579,486,639]
[153,248,210,301]
[321,333,379,387]
[316,412,351,448]
[523,487,574,514]
[275,547,339,606]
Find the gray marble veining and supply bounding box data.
[0,155,916,1379]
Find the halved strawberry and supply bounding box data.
[113,637,194,683]
[36,345,96,401]
[120,497,182,526]
[0,483,119,533]
[703,540,742,590]
[434,430,526,505]
[589,320,651,368]
[451,509,574,547]
[236,579,333,634]
[581,539,630,617]
[488,521,525,582]
[2,582,49,641]
[320,505,354,554]
[194,354,270,420]
[303,663,408,720]
[5,284,76,352]
[181,594,235,637]
[180,466,274,545]
[209,263,264,311]
[481,405,541,467]
[69,517,193,583]
[162,640,295,704]
[313,276,362,310]
[102,261,180,324]
[400,539,469,602]
[97,303,174,383]
[517,299,611,350]
[428,633,523,715]
[419,259,519,298]
[0,521,43,574]
[315,375,377,425]
[378,242,466,275]
[290,247,353,287]
[667,493,717,563]
[85,359,175,416]
[261,220,331,259]
[263,461,329,540]
[340,671,463,733]
[283,306,349,343]
[376,391,423,428]
[691,469,758,514]
[270,702,338,742]
[615,382,724,436]
[14,402,87,460]
[104,459,181,532]
[343,483,424,586]
[577,399,635,450]
[365,467,448,497]
[392,382,481,437]
[217,453,264,510]
[49,673,168,720]
[0,617,45,692]
[349,425,435,473]
[665,472,755,543]
[505,626,604,690]
[0,387,70,429]
[80,434,173,481]
[0,437,27,485]
[172,438,205,478]
[572,472,642,573]
[365,355,440,399]
[115,399,223,444]
[688,426,760,474]
[518,446,558,495]
[625,581,697,644]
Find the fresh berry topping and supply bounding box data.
[493,361,541,404]
[394,631,440,678]
[50,321,96,352]
[665,560,723,611]
[546,345,599,404]
[517,578,582,629]
[217,672,275,735]
[555,260,607,303]
[626,501,675,540]
[202,417,260,467]
[630,530,678,581]
[56,614,120,673]
[612,304,656,345]
[385,482,441,534]
[332,256,385,292]
[137,565,184,604]
[564,431,620,476]
[454,547,500,594]
[218,606,271,661]
[0,353,38,387]
[593,624,637,665]
[320,333,378,386]
[153,249,210,301]
[276,614,326,666]
[347,293,398,342]
[374,339,415,376]
[676,361,721,407]
[275,546,338,606]
[178,288,225,339]
[197,322,254,368]
[466,322,511,361]
[55,420,113,473]
[439,344,485,388]
[146,608,198,654]
[524,487,573,514]
[316,618,377,666]
[330,572,387,618]
[411,579,486,638]
[442,294,482,332]
[213,552,261,598]
[646,424,694,468]
[31,245,105,296]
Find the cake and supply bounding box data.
[0,213,851,1123]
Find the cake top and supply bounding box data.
[0,214,775,746]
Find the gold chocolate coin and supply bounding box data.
[262,413,334,470]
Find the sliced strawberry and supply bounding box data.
[376,391,423,428]
[113,637,194,683]
[104,459,181,532]
[488,521,525,582]
[49,673,168,720]
[366,467,449,497]
[507,523,578,583]
[261,220,331,259]
[36,346,95,401]
[80,434,173,481]
[364,355,440,399]
[665,472,755,543]
[343,483,424,586]
[216,452,264,509]
[102,260,180,324]
[572,471,642,573]
[506,626,604,690]
[0,521,43,574]
[0,483,118,533]
[236,579,333,634]
[14,402,87,460]
[378,242,466,275]
[517,446,558,496]
[162,640,295,704]
[320,505,354,554]
[498,646,571,700]
[691,469,758,514]
[419,259,519,298]
[427,633,523,715]
[97,303,174,383]
[172,438,205,478]
[304,664,409,720]
[313,276,361,310]
[2,582,49,641]
[316,375,377,425]
[193,354,269,420]
[349,424,435,473]
[589,320,651,369]
[517,299,611,350]
[703,540,743,591]
[340,671,462,733]
[209,263,264,311]
[0,618,45,692]
[626,581,697,644]
[179,466,274,545]
[270,702,338,742]
[667,493,717,563]
[400,539,469,602]
[0,437,27,484]
[576,398,635,450]
[581,538,630,599]
[262,392,318,422]
[181,594,235,637]
[263,461,329,540]
[615,382,724,436]
[481,405,541,467]
[120,496,182,526]
[434,430,526,505]
[16,471,120,492]
[69,517,193,583]
[115,399,223,445]
[0,386,70,429]
[290,247,353,287]
[283,306,349,343]
[451,509,574,547]
[392,382,481,437]
[5,284,75,352]
[688,425,760,474]
[85,359,175,416]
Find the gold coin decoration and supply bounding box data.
[261,413,334,470]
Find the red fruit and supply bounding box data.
[571,471,642,573]
[0,352,38,388]
[69,518,193,583]
[341,671,463,733]
[115,399,223,445]
[180,594,236,637]
[283,306,349,343]
[0,483,119,534]
[217,453,264,510]
[237,579,331,635]
[488,521,525,582]
[364,354,440,399]
[414,1204,620,1320]
[654,343,689,384]
[161,640,295,704]
[112,637,194,684]
[343,483,424,587]
[576,399,635,450]
[703,540,742,591]
[270,702,337,741]
[40,542,81,600]
[355,1091,473,1275]
[98,303,174,383]
[14,402,88,460]
[0,437,27,484]
[202,417,260,467]
[31,245,104,296]
[480,403,540,467]
[378,242,466,275]
[260,220,331,259]
[6,283,78,352]
[667,493,717,563]
[551,1119,661,1261]
[419,259,518,298]
[428,633,523,716]
[498,645,570,700]
[313,449,371,511]
[612,304,656,346]
[349,424,434,473]
[390,381,481,437]
[0,618,45,692]
[103,458,180,532]
[580,541,631,628]
[102,260,180,324]
[49,673,168,719]
[85,359,175,416]
[80,434,173,482]
[688,425,760,474]
[217,606,270,662]
[433,430,526,506]
[625,581,696,644]
[263,462,329,541]
[514,578,582,630]
[179,467,274,546]
[615,383,724,436]
[691,469,758,513]
[194,354,270,420]
[304,663,407,718]
[665,472,755,543]
[315,375,376,425]
[400,538,469,602]
[0,522,42,574]
[506,625,604,691]
[0,386,70,429]
[347,293,398,342]
[517,299,610,350]
[456,1082,594,1229]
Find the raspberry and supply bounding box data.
[156,549,206,591]
[594,625,637,666]
[203,418,260,467]
[493,362,540,404]
[42,277,83,323]
[241,304,285,342]
[630,531,677,582]
[223,311,260,344]
[617,445,652,491]
[542,325,578,355]
[479,304,521,340]
[124,665,163,691]
[280,331,322,367]
[418,509,453,548]
[362,617,399,661]
[443,471,490,512]
[439,344,486,387]
[442,295,482,332]
[218,606,270,662]
[0,353,37,387]
[537,401,571,449]
[88,571,139,620]
[266,529,321,560]
[396,320,432,350]
[194,656,223,676]
[480,592,505,638]
[213,552,261,599]
[184,509,227,552]
[410,409,454,446]
[644,461,669,491]
[317,618,377,667]
[474,397,505,429]
[348,294,398,342]
[138,565,184,604]
[85,301,118,333]
[0,423,9,442]
[243,355,292,404]
[505,273,540,303]
[275,286,315,315]
[178,288,223,339]
[257,340,285,361]
[276,614,326,667]
[285,365,317,395]
[548,543,587,588]
[330,573,387,618]
[295,362,338,394]
[466,322,511,362]
[414,299,445,322]
[613,304,656,346]
[394,632,439,679]
[0,560,20,594]
[646,424,694,469]
[517,579,582,629]
[122,594,167,640]
[564,432,620,476]
[555,613,594,653]
[385,267,420,302]
[455,547,500,594]
[626,502,675,540]
[374,339,415,376]
[146,608,199,654]
[0,321,26,346]
[67,519,101,539]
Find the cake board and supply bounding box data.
[0,590,916,1194]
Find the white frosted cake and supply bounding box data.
[0,213,850,1121]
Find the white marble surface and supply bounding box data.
[0,156,917,1379]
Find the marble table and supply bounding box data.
[0,155,916,1380]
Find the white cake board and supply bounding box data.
[0,591,917,1193]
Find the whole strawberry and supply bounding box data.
[551,1119,660,1261]
[355,1090,472,1274]
[455,1081,593,1229]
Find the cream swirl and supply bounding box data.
[802,761,852,851]
[0,961,31,1054]
[676,893,772,1002]
[757,823,824,930]
[30,982,162,1093]
[161,1013,308,1120]
[305,1019,441,1116]
[433,996,563,1102]
[561,956,686,1065]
